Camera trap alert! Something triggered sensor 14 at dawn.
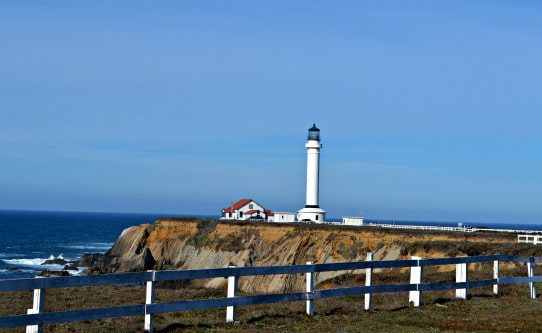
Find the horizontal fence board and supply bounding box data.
[498,255,539,263]
[370,259,419,269]
[148,292,307,314]
[235,265,314,276]
[418,279,496,292]
[319,283,417,299]
[312,261,368,272]
[0,272,151,292]
[318,279,499,299]
[233,292,307,307]
[155,265,311,281]
[499,276,542,285]
[0,305,145,329]
[155,267,231,281]
[418,255,500,266]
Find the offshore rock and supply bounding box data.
[39,270,70,277]
[42,257,68,266]
[63,263,79,271]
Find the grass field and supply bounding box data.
[1,267,542,332]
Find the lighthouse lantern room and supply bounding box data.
[298,124,326,223]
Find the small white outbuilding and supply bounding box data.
[342,216,364,226]
[273,212,297,223]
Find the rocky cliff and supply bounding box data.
[83,218,541,293]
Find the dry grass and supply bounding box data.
[2,267,542,332]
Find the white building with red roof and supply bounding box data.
[221,199,274,221]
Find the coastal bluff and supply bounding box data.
[83,218,540,293]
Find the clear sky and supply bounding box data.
[1,1,541,224]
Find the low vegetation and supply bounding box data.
[2,267,542,332]
[399,240,542,257]
[190,220,218,248]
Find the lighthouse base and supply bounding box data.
[298,207,326,223]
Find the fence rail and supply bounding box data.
[1,254,540,332]
[518,234,542,245]
[363,222,475,233]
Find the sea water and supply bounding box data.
[0,210,199,279]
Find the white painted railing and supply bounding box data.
[323,221,542,235]
[518,234,542,245]
[0,254,540,332]
[365,222,475,232]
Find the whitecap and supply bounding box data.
[0,253,25,259]
[63,242,113,251]
[3,258,47,266]
[2,255,72,269]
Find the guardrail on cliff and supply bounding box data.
[1,254,541,332]
[362,222,475,233]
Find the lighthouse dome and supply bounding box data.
[308,124,320,141]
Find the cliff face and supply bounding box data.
[86,218,540,293]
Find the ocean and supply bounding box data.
[0,210,539,280]
[0,210,207,280]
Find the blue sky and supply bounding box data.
[0,1,541,224]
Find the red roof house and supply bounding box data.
[221,199,273,221]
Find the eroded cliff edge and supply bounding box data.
[83,218,541,293]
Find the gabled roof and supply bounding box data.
[245,209,274,217]
[222,199,253,213]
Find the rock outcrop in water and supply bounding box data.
[42,257,68,266]
[39,270,70,277]
[83,218,540,293]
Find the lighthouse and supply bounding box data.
[298,124,326,223]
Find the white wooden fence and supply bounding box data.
[518,234,542,245]
[0,254,540,332]
[364,222,475,233]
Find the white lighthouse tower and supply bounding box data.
[298,124,326,223]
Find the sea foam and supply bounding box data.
[3,255,68,267]
[64,242,113,251]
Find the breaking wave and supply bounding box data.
[2,255,68,267]
[63,242,113,251]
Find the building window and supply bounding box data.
[249,204,253,209]
[315,215,319,221]
[239,211,243,218]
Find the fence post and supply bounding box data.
[409,256,422,307]
[364,252,372,311]
[226,265,238,323]
[306,261,315,316]
[493,260,499,295]
[26,277,45,333]
[528,257,536,300]
[455,261,468,299]
[144,270,156,333]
